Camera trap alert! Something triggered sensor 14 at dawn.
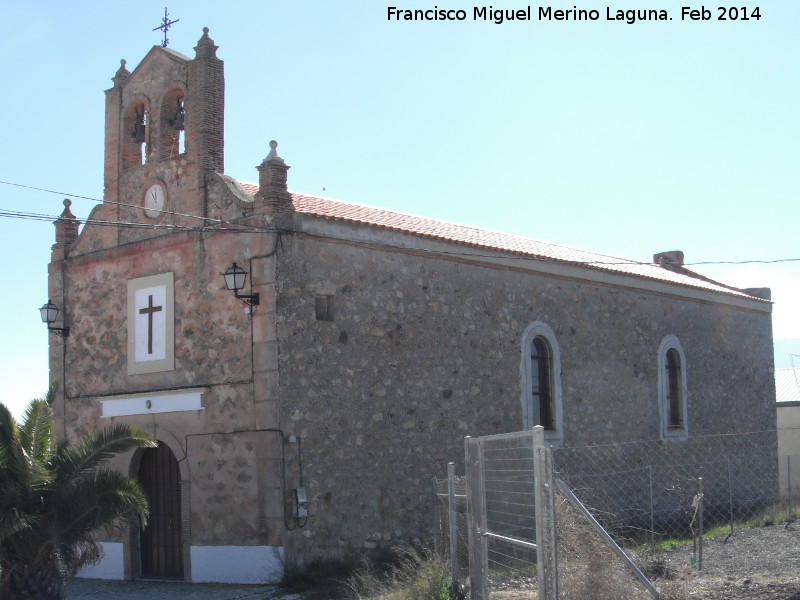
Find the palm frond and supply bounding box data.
[42,382,58,408]
[59,539,102,578]
[0,506,36,546]
[1,391,155,596]
[0,402,20,455]
[19,399,54,463]
[53,424,156,485]
[0,402,51,526]
[49,469,151,545]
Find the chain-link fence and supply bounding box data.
[779,454,800,517]
[554,479,662,600]
[435,428,790,599]
[553,431,781,553]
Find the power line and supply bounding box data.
[0,180,221,224]
[2,203,799,269]
[0,208,273,234]
[687,259,800,266]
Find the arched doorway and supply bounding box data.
[137,442,184,579]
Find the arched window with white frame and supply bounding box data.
[520,321,563,442]
[658,335,688,440]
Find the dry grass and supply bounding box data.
[555,491,692,600]
[342,545,455,600]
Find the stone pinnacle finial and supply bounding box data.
[55,198,80,245]
[112,59,130,86]
[257,140,292,211]
[194,26,218,58]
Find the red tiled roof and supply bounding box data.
[238,182,759,300]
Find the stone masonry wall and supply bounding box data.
[275,230,775,568]
[58,229,282,549]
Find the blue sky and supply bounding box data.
[1,1,797,418]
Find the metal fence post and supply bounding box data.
[727,459,734,536]
[543,434,558,598]
[465,436,488,600]
[788,456,793,521]
[533,426,557,600]
[447,462,458,594]
[698,477,704,571]
[648,464,655,554]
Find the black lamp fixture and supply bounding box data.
[223,262,259,306]
[39,299,70,337]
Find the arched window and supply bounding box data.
[531,337,554,429]
[520,321,563,442]
[658,335,688,440]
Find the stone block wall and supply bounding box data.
[274,229,775,567]
[56,228,283,551]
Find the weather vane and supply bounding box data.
[153,7,179,48]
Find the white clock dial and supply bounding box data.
[144,184,165,219]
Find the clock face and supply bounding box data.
[144,184,165,219]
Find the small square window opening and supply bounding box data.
[315,296,335,322]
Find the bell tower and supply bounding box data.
[100,27,225,249]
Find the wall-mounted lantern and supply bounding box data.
[39,299,70,337]
[223,262,259,306]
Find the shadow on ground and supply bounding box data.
[67,578,306,599]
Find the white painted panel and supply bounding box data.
[101,391,203,418]
[190,545,284,584]
[75,542,124,580]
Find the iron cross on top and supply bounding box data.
[153,7,179,48]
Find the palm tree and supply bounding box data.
[0,386,156,599]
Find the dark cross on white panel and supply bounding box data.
[139,294,163,355]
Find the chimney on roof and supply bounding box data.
[743,287,772,301]
[653,250,684,268]
[256,140,293,212]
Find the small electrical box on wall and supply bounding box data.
[295,487,308,518]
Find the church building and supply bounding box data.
[44,29,776,583]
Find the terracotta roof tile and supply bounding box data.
[237,183,760,300]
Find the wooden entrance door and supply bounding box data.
[138,442,183,579]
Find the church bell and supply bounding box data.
[172,108,185,131]
[170,98,185,131]
[132,122,146,143]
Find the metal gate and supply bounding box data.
[138,442,183,579]
[463,426,558,599]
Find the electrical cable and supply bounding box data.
[0,180,222,224]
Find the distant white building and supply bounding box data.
[776,367,800,496]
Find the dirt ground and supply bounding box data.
[654,522,800,599]
[488,522,800,600]
[306,523,799,599]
